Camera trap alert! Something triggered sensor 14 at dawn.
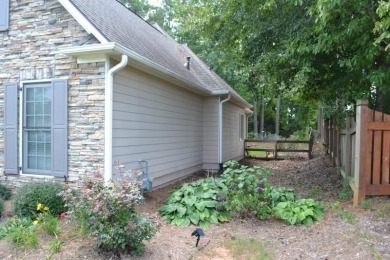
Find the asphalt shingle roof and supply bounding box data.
[69,0,243,95]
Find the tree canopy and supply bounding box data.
[123,0,390,137]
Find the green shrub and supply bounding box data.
[221,161,273,219]
[13,182,66,219]
[61,174,157,255]
[0,183,12,200]
[159,178,229,228]
[273,199,324,225]
[0,197,4,217]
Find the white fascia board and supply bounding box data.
[58,0,108,44]
[60,43,213,96]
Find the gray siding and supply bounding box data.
[222,102,246,162]
[202,97,219,169]
[113,67,204,187]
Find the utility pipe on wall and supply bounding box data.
[104,54,128,183]
[218,94,231,168]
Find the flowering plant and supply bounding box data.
[34,203,60,237]
[60,170,157,255]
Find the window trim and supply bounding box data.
[19,80,53,176]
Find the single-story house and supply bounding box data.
[0,0,252,188]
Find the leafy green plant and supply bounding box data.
[330,201,341,210]
[13,182,66,219]
[0,197,4,217]
[339,209,356,224]
[49,239,63,254]
[0,217,38,248]
[61,173,157,255]
[159,178,229,228]
[221,161,273,219]
[0,183,12,200]
[360,199,373,211]
[273,199,324,225]
[338,177,353,200]
[35,203,60,237]
[268,187,295,207]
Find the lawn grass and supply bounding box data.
[224,237,273,260]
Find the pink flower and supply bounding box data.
[60,212,66,218]
[93,173,101,178]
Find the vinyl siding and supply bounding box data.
[113,67,204,187]
[202,97,219,169]
[222,102,246,162]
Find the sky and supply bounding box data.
[148,0,163,7]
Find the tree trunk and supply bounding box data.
[275,95,280,137]
[253,99,258,139]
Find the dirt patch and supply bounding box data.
[1,145,390,259]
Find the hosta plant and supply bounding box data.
[273,198,324,225]
[159,178,229,228]
[268,187,295,207]
[221,161,273,219]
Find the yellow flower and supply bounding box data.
[44,206,49,212]
[37,203,44,211]
[33,220,39,225]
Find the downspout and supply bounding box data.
[218,94,231,169]
[104,54,128,183]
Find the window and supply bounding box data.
[0,0,10,31]
[4,80,68,177]
[23,83,52,173]
[239,114,245,140]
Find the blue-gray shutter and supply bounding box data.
[51,79,68,177]
[4,82,18,174]
[0,0,10,31]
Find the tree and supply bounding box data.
[166,0,390,123]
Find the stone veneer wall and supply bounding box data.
[0,0,106,187]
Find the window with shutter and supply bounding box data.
[0,0,10,31]
[17,80,68,177]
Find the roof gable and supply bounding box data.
[62,0,250,107]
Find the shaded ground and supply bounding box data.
[1,145,390,259]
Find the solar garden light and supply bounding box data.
[191,228,205,247]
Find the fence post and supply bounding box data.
[329,118,333,157]
[323,119,329,150]
[344,115,352,177]
[332,119,337,167]
[353,100,369,207]
[308,132,314,159]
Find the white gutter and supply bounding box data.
[218,94,231,165]
[60,43,212,96]
[104,54,128,183]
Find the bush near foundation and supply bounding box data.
[13,182,66,219]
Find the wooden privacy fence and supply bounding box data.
[244,133,314,159]
[320,100,390,206]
